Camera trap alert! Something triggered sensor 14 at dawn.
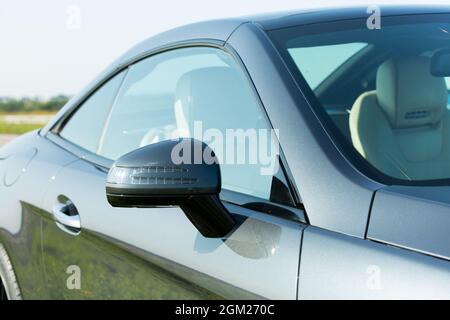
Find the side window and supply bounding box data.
[98,47,286,201]
[59,71,126,153]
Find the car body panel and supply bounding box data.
[368,186,450,260]
[117,19,248,65]
[0,131,79,298]
[40,154,304,299]
[299,226,450,299]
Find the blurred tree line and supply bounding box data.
[0,95,70,113]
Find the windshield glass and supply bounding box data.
[288,43,368,89]
[269,14,450,183]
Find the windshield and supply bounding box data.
[288,43,368,89]
[269,14,450,184]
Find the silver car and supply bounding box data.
[1,5,450,300]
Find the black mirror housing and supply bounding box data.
[106,138,235,238]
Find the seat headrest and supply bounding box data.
[376,56,448,129]
[174,66,252,135]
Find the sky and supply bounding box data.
[0,0,449,98]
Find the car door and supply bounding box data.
[0,131,80,299]
[40,45,306,299]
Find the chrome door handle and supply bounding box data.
[52,201,81,235]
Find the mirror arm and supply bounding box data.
[181,195,235,238]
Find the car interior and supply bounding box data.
[349,55,449,180]
[296,22,450,181]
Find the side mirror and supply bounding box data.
[105,138,235,238]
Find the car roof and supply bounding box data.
[118,5,450,65]
[117,18,247,65]
[245,5,450,30]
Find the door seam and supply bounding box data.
[296,225,307,300]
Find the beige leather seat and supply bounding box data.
[349,56,450,180]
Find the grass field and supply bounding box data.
[0,121,43,134]
[0,112,55,134]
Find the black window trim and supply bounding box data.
[44,40,306,223]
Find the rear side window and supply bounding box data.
[59,71,126,153]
